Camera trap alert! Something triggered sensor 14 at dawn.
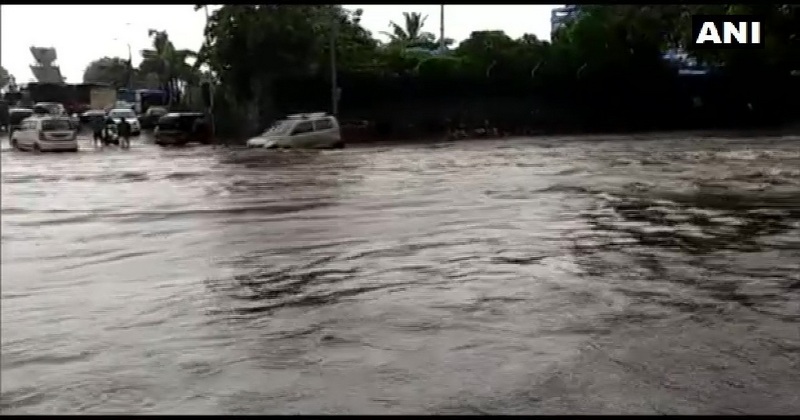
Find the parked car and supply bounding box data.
[10,115,78,153]
[138,106,168,130]
[246,112,344,149]
[154,112,210,146]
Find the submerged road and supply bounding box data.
[1,133,799,414]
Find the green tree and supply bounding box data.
[195,5,368,134]
[83,57,134,87]
[316,7,381,73]
[0,65,10,89]
[183,3,797,138]
[381,12,436,48]
[139,29,198,105]
[455,31,536,79]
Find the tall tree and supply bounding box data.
[381,12,436,48]
[139,29,198,105]
[83,57,134,87]
[195,4,365,133]
[0,65,10,89]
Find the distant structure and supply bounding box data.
[550,5,580,37]
[29,46,65,84]
[662,48,710,76]
[405,46,448,57]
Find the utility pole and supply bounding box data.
[113,33,133,92]
[330,18,339,116]
[203,4,216,145]
[439,5,445,52]
[126,42,133,90]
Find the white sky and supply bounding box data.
[0,4,559,83]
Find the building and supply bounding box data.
[29,47,65,84]
[662,48,711,76]
[550,5,580,37]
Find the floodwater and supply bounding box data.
[1,133,799,414]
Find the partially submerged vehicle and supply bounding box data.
[138,106,168,130]
[108,108,141,135]
[10,115,78,153]
[0,101,9,131]
[32,102,67,116]
[246,112,344,149]
[7,108,35,138]
[80,109,107,125]
[153,112,210,146]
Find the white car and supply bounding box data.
[10,115,78,153]
[246,112,344,149]
[108,108,141,136]
[33,102,67,116]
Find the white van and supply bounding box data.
[108,108,141,135]
[10,116,78,153]
[33,102,67,116]
[246,112,344,149]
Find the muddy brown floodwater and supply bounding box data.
[1,133,799,414]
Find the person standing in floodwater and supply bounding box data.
[117,118,131,148]
[91,116,105,147]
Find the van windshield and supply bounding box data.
[263,120,294,136]
[42,119,73,131]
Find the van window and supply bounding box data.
[313,118,334,131]
[291,121,313,135]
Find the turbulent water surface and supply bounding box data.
[1,133,799,414]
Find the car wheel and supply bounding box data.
[10,139,19,150]
[33,143,42,154]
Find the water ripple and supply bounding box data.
[2,134,799,414]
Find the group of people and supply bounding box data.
[90,115,131,148]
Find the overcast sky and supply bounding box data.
[0,4,559,83]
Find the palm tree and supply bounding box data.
[139,29,198,106]
[381,12,436,47]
